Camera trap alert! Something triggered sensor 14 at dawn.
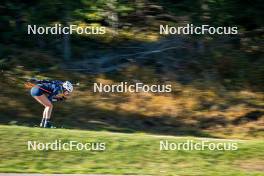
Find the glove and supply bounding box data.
[52,96,67,102]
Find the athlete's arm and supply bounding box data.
[48,83,66,102]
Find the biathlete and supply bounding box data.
[27,79,73,128]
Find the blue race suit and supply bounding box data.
[31,80,64,102]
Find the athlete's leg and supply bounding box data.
[31,86,53,127]
[39,109,47,127]
[42,107,48,119]
[33,95,53,119]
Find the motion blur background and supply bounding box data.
[0,0,263,139]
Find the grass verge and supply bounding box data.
[0,125,263,176]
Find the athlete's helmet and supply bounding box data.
[63,81,73,92]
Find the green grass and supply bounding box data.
[0,125,263,176]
